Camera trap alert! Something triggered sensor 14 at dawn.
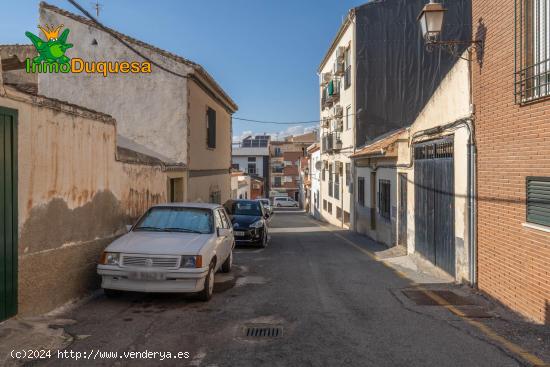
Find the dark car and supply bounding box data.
[223,199,269,247]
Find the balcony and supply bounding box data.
[272,166,284,174]
[321,79,341,109]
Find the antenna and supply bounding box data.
[91,0,102,17]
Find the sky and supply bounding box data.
[1,0,366,141]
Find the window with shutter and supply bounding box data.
[527,177,550,226]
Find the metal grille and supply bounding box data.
[515,0,550,103]
[122,255,180,269]
[245,326,282,338]
[414,140,454,160]
[526,177,550,226]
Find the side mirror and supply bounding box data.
[126,225,132,232]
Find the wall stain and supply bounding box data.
[20,190,127,254]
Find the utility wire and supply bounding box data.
[67,0,339,127]
[66,0,189,79]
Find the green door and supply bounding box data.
[0,107,18,321]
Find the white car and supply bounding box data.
[97,203,234,301]
[273,196,299,207]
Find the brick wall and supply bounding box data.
[472,0,550,324]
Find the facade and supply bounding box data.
[318,14,355,228]
[232,135,270,197]
[35,3,237,205]
[308,144,322,219]
[269,132,316,201]
[472,0,550,324]
[299,156,310,210]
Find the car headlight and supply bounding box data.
[181,255,203,268]
[99,252,120,265]
[249,220,264,229]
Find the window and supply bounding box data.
[344,211,350,225]
[248,157,256,162]
[135,207,213,234]
[379,180,391,220]
[336,206,342,219]
[345,162,351,186]
[328,202,333,214]
[358,177,365,206]
[328,163,333,197]
[345,106,352,130]
[214,210,224,229]
[274,176,282,186]
[248,163,256,174]
[206,107,216,148]
[344,47,351,89]
[334,163,340,200]
[322,168,326,181]
[323,199,327,210]
[515,0,550,102]
[218,210,231,229]
[526,177,550,226]
[231,163,240,170]
[274,147,282,157]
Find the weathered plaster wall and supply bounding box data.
[354,164,397,247]
[396,56,472,281]
[0,87,167,315]
[188,173,231,204]
[38,6,191,164]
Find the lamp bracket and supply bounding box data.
[425,39,483,60]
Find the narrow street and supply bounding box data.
[33,210,522,367]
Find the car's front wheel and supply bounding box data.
[197,262,215,301]
[221,249,233,273]
[104,288,121,298]
[259,230,268,248]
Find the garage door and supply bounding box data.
[0,107,18,321]
[414,138,455,276]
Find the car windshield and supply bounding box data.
[231,201,262,216]
[134,207,213,234]
[259,199,269,205]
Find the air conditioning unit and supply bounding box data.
[335,119,344,132]
[324,160,329,169]
[333,60,345,76]
[322,72,332,84]
[335,161,343,174]
[333,105,343,118]
[333,135,343,150]
[336,46,346,61]
[321,117,330,129]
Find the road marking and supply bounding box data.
[327,229,547,367]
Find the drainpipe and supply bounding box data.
[469,142,478,287]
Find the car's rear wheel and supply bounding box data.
[221,249,233,273]
[197,262,215,301]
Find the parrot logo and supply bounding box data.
[25,24,73,65]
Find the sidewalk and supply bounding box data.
[333,227,550,366]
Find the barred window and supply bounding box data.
[515,0,550,103]
[526,177,550,226]
[379,180,391,220]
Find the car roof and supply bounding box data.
[227,199,260,204]
[150,202,222,210]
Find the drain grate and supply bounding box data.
[244,325,282,338]
[402,290,477,306]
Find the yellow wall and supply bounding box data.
[1,87,168,315]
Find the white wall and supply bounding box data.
[232,155,265,177]
[38,6,192,164]
[396,56,472,282]
[318,20,355,228]
[310,150,321,219]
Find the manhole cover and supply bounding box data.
[402,290,477,306]
[243,325,283,338]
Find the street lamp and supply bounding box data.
[417,0,481,58]
[418,0,446,42]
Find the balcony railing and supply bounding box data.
[334,181,340,200]
[322,133,342,154]
[272,167,283,173]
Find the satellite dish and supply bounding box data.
[315,161,322,170]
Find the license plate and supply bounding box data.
[234,231,246,236]
[127,272,166,281]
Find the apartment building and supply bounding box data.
[269,132,316,201]
[318,13,355,228]
[232,135,270,197]
[472,0,550,324]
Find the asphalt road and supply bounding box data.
[33,209,522,367]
